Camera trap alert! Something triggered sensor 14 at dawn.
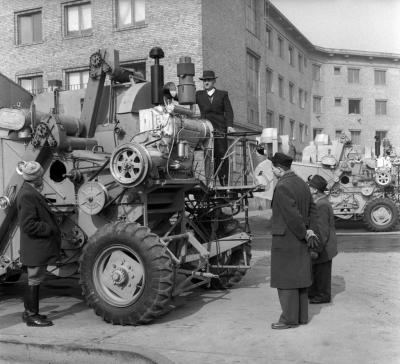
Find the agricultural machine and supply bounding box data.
[291,133,400,232]
[0,47,262,325]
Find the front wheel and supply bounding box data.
[80,222,173,325]
[363,198,399,232]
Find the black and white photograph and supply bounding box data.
[0,0,399,363]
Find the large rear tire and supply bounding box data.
[363,198,399,232]
[80,222,173,325]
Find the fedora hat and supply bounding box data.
[199,70,217,80]
[308,174,328,192]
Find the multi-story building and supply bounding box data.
[1,0,399,156]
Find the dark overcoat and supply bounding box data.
[17,182,61,267]
[270,170,319,289]
[195,89,234,132]
[313,195,338,264]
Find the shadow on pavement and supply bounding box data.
[308,274,346,322]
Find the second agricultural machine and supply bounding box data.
[0,47,263,325]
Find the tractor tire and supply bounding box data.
[79,222,173,325]
[363,198,399,232]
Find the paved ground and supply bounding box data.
[1,211,400,363]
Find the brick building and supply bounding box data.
[1,0,400,154]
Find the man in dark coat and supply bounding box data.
[17,161,61,327]
[308,174,338,303]
[196,70,234,186]
[270,153,319,329]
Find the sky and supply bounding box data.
[269,0,400,54]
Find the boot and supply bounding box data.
[23,285,53,327]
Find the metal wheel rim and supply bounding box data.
[370,205,392,226]
[93,244,145,307]
[110,144,149,186]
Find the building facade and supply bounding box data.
[1,0,399,155]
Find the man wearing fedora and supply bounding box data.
[270,152,320,329]
[196,70,234,186]
[308,174,338,304]
[17,161,61,327]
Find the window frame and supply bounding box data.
[15,8,43,45]
[313,95,322,114]
[290,119,295,140]
[289,82,295,103]
[278,75,284,98]
[299,123,304,143]
[245,0,259,37]
[334,66,341,75]
[115,0,146,30]
[288,45,294,66]
[375,99,387,115]
[266,109,274,128]
[350,129,361,145]
[334,97,342,107]
[246,50,260,125]
[64,67,90,90]
[63,1,93,38]
[278,115,285,135]
[278,36,284,58]
[17,73,44,95]
[374,69,386,85]
[347,68,360,84]
[348,98,361,114]
[312,64,321,81]
[266,67,273,93]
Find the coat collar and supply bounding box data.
[23,182,52,213]
[276,170,296,184]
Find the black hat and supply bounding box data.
[271,152,293,168]
[199,70,217,80]
[309,175,328,192]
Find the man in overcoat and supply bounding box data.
[270,153,319,329]
[308,174,338,303]
[17,161,61,327]
[196,70,234,186]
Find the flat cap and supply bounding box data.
[309,174,328,192]
[18,161,44,181]
[271,152,293,168]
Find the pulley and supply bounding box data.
[77,181,108,215]
[375,169,392,186]
[109,143,151,186]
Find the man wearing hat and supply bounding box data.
[17,161,61,327]
[270,153,319,329]
[196,70,234,186]
[308,174,338,304]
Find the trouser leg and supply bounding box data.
[314,260,332,301]
[277,288,299,325]
[299,288,309,324]
[214,137,229,186]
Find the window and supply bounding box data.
[299,88,304,108]
[290,120,295,139]
[348,68,360,83]
[376,100,387,115]
[16,10,42,45]
[18,74,43,94]
[266,68,273,93]
[305,125,309,136]
[289,82,294,103]
[312,64,321,81]
[304,57,307,68]
[313,128,323,140]
[116,0,145,28]
[278,115,285,135]
[299,123,304,143]
[375,70,386,85]
[278,37,284,58]
[348,99,361,114]
[335,130,343,140]
[266,110,274,127]
[246,51,260,124]
[298,53,303,72]
[334,67,341,75]
[334,97,342,106]
[350,130,361,145]
[120,60,146,80]
[313,96,322,113]
[288,45,294,66]
[266,26,272,49]
[65,2,92,36]
[66,69,89,90]
[245,0,259,37]
[278,75,284,98]
[375,130,387,156]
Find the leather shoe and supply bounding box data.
[26,314,53,327]
[271,322,299,330]
[309,298,330,304]
[22,311,47,322]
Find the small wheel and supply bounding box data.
[110,143,151,186]
[80,222,173,325]
[375,170,392,186]
[363,198,399,232]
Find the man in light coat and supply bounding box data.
[270,153,319,329]
[308,174,338,303]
